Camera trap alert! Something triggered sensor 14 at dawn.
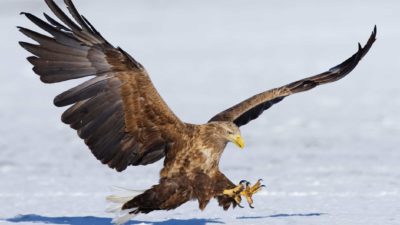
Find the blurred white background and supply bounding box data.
[0,1,399,225]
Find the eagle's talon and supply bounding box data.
[239,180,248,185]
[238,178,265,208]
[223,179,265,209]
[223,181,246,206]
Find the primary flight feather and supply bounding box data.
[19,0,376,224]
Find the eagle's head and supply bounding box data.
[208,121,245,149]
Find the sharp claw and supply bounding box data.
[223,179,265,210]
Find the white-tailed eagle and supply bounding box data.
[19,0,376,224]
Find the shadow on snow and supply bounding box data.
[237,212,326,220]
[5,213,325,224]
[5,214,224,225]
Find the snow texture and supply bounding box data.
[1,0,400,225]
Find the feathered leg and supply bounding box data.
[213,172,241,210]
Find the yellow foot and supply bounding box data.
[222,179,265,208]
[223,180,247,207]
[240,179,265,208]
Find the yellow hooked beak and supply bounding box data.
[230,134,245,149]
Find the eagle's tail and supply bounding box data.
[106,186,144,225]
[107,178,192,225]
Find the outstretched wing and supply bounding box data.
[209,26,376,127]
[19,0,185,172]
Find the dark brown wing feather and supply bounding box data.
[209,26,377,127]
[19,0,185,172]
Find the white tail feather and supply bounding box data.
[106,203,124,213]
[111,186,145,194]
[111,209,137,225]
[106,195,135,204]
[106,186,144,225]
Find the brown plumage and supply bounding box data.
[19,0,376,224]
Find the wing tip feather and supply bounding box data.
[18,41,32,50]
[26,56,37,65]
[209,26,377,127]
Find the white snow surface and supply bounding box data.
[1,0,400,225]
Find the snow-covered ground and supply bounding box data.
[1,0,400,224]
